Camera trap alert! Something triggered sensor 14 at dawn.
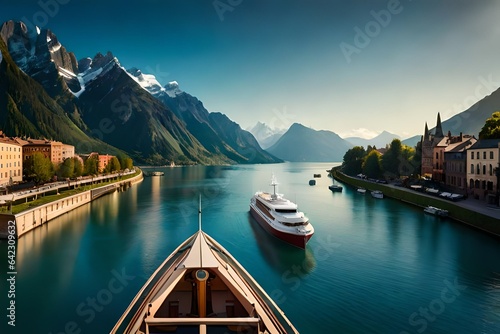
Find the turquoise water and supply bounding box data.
[1,162,500,333]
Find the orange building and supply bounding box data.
[16,138,74,166]
[0,131,23,185]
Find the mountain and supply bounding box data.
[266,123,353,162]
[247,122,285,149]
[403,87,500,148]
[0,20,279,165]
[345,131,400,148]
[0,29,118,155]
[129,70,281,164]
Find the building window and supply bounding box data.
[477,152,480,159]
[471,164,474,174]
[490,164,493,176]
[477,164,480,174]
[483,165,486,175]
[483,151,486,159]
[471,152,474,160]
[491,151,494,159]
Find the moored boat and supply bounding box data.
[309,179,316,185]
[111,205,299,334]
[249,175,314,249]
[370,190,383,199]
[329,184,343,192]
[357,187,366,194]
[423,205,448,217]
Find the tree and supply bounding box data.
[381,139,403,177]
[24,152,54,184]
[342,146,366,176]
[479,111,500,139]
[57,157,75,179]
[363,150,382,178]
[73,157,83,177]
[105,157,121,173]
[117,153,133,170]
[84,155,99,175]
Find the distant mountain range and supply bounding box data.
[265,123,353,162]
[247,122,286,149]
[0,20,280,165]
[345,131,401,148]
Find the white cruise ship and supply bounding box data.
[249,175,314,249]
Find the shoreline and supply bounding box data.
[0,169,143,239]
[331,168,500,238]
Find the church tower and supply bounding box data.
[435,112,444,138]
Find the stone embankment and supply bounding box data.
[0,169,143,238]
[332,168,500,238]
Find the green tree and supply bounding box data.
[342,146,366,176]
[24,152,54,184]
[381,139,403,177]
[73,157,83,177]
[105,157,121,173]
[84,155,99,175]
[57,157,75,179]
[479,111,500,139]
[363,150,382,178]
[117,153,133,170]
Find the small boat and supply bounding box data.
[250,174,314,249]
[309,179,316,185]
[313,173,321,178]
[357,187,366,194]
[329,184,343,192]
[423,205,448,217]
[371,190,383,199]
[145,171,165,176]
[111,202,299,334]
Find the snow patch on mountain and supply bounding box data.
[126,67,165,96]
[164,81,183,97]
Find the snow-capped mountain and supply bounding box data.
[0,19,280,164]
[0,20,79,95]
[247,122,286,149]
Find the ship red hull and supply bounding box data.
[250,205,313,249]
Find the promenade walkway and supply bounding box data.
[0,169,137,205]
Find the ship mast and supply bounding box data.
[270,174,278,200]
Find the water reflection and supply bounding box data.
[247,214,316,275]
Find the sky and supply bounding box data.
[2,0,500,139]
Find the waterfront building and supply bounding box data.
[466,139,500,204]
[443,133,476,192]
[421,113,445,178]
[79,152,116,172]
[17,138,73,165]
[98,154,115,172]
[61,144,75,161]
[0,131,23,186]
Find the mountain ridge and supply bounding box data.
[266,123,352,162]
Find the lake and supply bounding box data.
[1,162,499,333]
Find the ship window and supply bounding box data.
[275,209,297,213]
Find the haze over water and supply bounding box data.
[1,162,500,333]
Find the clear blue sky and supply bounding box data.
[2,0,500,139]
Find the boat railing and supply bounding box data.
[112,235,197,333]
